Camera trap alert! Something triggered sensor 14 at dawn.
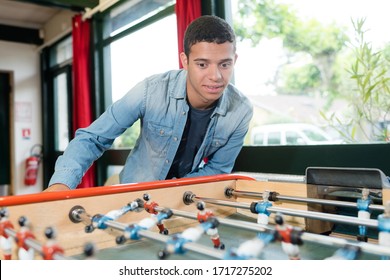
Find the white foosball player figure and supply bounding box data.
[0,208,14,260]
[378,201,390,260]
[15,216,35,260]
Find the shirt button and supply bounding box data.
[173,137,178,141]
[165,159,169,164]
[182,111,186,115]
[160,130,164,135]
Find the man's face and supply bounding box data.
[180,41,237,110]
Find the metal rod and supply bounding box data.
[154,206,390,257]
[229,189,385,211]
[188,195,379,228]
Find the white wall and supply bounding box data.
[0,10,80,195]
[0,40,42,195]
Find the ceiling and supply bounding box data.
[0,0,99,44]
[0,0,98,29]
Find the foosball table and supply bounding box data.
[0,167,389,260]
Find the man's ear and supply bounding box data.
[180,52,188,70]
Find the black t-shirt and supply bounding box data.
[166,104,215,179]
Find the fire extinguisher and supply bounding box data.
[24,144,43,186]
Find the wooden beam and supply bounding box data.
[0,24,43,45]
[14,0,98,11]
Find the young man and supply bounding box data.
[46,15,253,191]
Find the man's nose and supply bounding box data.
[208,65,222,80]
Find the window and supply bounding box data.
[231,0,390,145]
[268,131,282,145]
[101,1,177,150]
[286,131,302,145]
[53,71,71,150]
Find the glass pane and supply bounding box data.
[50,36,72,67]
[110,14,178,102]
[105,0,175,38]
[108,14,178,149]
[232,0,390,145]
[286,131,302,145]
[53,73,70,151]
[268,131,281,145]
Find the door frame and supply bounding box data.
[0,70,14,195]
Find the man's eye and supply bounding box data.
[221,62,232,68]
[198,63,206,68]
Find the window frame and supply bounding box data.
[41,39,73,187]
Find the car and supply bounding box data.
[250,123,342,146]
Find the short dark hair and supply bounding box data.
[183,15,236,57]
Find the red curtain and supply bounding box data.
[175,0,202,68]
[72,14,96,188]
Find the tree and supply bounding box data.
[234,0,348,98]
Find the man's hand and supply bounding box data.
[44,184,70,192]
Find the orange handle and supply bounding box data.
[0,174,255,206]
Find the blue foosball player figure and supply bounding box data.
[357,188,371,242]
[378,201,390,260]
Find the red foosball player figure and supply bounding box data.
[274,213,303,260]
[15,216,36,260]
[0,208,14,260]
[41,227,64,260]
[196,201,225,250]
[143,193,169,234]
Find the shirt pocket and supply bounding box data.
[145,122,174,155]
[206,137,228,155]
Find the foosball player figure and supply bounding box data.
[196,201,225,250]
[83,242,97,260]
[103,199,143,221]
[274,213,303,260]
[0,208,14,260]
[41,226,65,260]
[143,193,169,234]
[357,188,371,242]
[325,245,361,260]
[86,199,143,233]
[116,208,173,245]
[226,230,276,259]
[158,216,220,259]
[249,190,273,228]
[378,201,390,260]
[15,216,36,260]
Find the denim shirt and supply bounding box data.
[49,69,253,189]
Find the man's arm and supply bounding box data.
[44,183,70,192]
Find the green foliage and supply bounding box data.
[323,18,390,142]
[284,19,347,57]
[113,120,140,148]
[234,0,296,45]
[277,63,321,95]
